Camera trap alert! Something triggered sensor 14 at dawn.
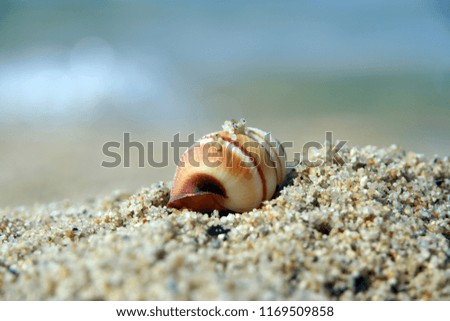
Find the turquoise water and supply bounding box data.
[1,0,449,121]
[0,1,448,156]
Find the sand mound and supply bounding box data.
[0,145,448,300]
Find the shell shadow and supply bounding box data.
[274,166,299,198]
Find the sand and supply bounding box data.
[0,144,448,300]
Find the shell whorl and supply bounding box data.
[168,119,286,213]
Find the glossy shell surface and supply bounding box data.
[168,119,286,213]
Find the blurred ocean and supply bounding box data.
[0,0,449,206]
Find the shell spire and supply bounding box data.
[168,119,286,213]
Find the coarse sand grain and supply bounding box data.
[0,145,448,300]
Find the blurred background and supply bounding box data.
[0,0,449,207]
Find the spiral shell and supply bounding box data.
[168,119,286,213]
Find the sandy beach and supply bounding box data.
[0,144,448,300]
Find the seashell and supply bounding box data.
[168,119,286,213]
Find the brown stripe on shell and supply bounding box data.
[270,128,286,181]
[245,130,279,184]
[219,134,267,202]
